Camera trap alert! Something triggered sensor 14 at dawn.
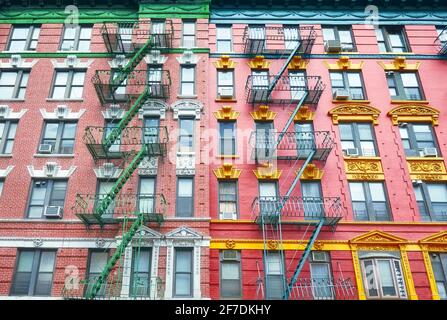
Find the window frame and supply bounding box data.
[430,252,447,300]
[176,176,194,217]
[218,121,236,155]
[216,24,233,53]
[339,122,379,157]
[218,180,239,220]
[386,71,424,101]
[59,24,93,51]
[182,20,196,48]
[50,69,86,100]
[180,65,196,96]
[309,251,334,300]
[39,120,77,155]
[219,250,242,299]
[398,122,439,157]
[348,181,391,221]
[330,71,367,100]
[7,25,41,52]
[217,69,235,99]
[173,248,194,297]
[84,249,109,298]
[414,182,447,222]
[264,251,285,300]
[322,25,356,51]
[130,247,152,297]
[0,120,18,154]
[178,117,195,153]
[376,26,411,53]
[137,176,157,214]
[0,69,30,100]
[26,179,68,219]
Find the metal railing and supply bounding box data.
[242,26,316,55]
[287,278,357,300]
[245,75,325,106]
[435,26,447,55]
[101,20,174,53]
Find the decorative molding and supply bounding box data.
[172,100,203,120]
[421,249,441,300]
[253,164,282,180]
[176,50,200,65]
[93,163,123,179]
[27,163,76,178]
[225,240,236,249]
[40,106,86,120]
[176,153,196,176]
[0,166,13,178]
[350,244,366,300]
[349,230,408,248]
[296,164,323,180]
[328,104,380,125]
[400,247,419,300]
[139,3,210,18]
[324,56,364,70]
[0,55,38,69]
[287,56,308,70]
[213,164,241,180]
[213,106,239,121]
[213,55,237,69]
[108,55,128,69]
[378,57,421,71]
[407,158,447,181]
[0,105,27,120]
[419,231,447,248]
[388,105,440,126]
[102,105,124,120]
[293,106,314,122]
[138,101,167,120]
[144,50,168,65]
[247,56,270,70]
[51,56,94,69]
[344,158,385,181]
[138,157,158,176]
[250,105,276,121]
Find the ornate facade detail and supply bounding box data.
[324,56,364,70]
[102,105,124,120]
[288,56,308,70]
[139,100,167,120]
[40,106,86,120]
[267,240,279,250]
[213,55,237,69]
[0,105,27,119]
[350,230,408,246]
[144,50,168,65]
[407,158,447,181]
[95,239,106,248]
[27,163,76,178]
[138,157,158,176]
[250,105,277,121]
[313,241,324,250]
[253,164,282,180]
[293,106,314,121]
[344,158,385,181]
[108,55,128,68]
[296,164,324,180]
[388,104,440,126]
[213,105,239,121]
[94,163,123,179]
[33,239,43,247]
[247,56,270,69]
[0,166,14,178]
[172,100,203,119]
[176,154,196,176]
[0,55,38,69]
[225,240,236,249]
[51,56,94,69]
[328,104,380,125]
[378,56,421,71]
[213,163,242,180]
[419,231,447,252]
[176,50,200,65]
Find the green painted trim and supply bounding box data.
[138,4,209,18]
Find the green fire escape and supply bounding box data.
[245,25,343,300]
[70,20,173,299]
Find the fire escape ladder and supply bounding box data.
[85,212,146,299]
[283,218,324,300]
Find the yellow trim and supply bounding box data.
[296,164,324,180]
[332,100,370,104]
[400,246,419,300]
[216,155,239,159]
[344,157,385,181]
[293,105,314,121]
[287,56,308,70]
[324,56,364,70]
[378,57,420,71]
[328,104,381,125]
[407,158,447,181]
[350,245,367,300]
[248,56,270,70]
[213,55,237,69]
[213,105,239,121]
[253,164,282,180]
[250,105,277,121]
[213,163,241,180]
[388,104,440,126]
[421,248,441,300]
[390,100,429,104]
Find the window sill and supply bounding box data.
[0,99,25,102]
[2,50,37,54]
[177,152,195,156]
[216,155,239,159]
[0,154,13,158]
[332,99,370,104]
[56,50,91,53]
[177,95,197,99]
[46,98,84,102]
[406,156,443,160]
[378,52,414,55]
[215,98,236,102]
[34,153,75,158]
[343,156,381,160]
[325,51,359,54]
[391,100,429,104]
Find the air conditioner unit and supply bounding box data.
[324,40,342,53]
[39,144,53,154]
[218,87,234,98]
[398,122,408,128]
[333,89,350,100]
[412,179,423,186]
[422,147,438,157]
[345,148,359,157]
[11,54,21,67]
[351,93,364,100]
[341,43,354,52]
[221,211,235,220]
[102,162,115,178]
[222,250,238,260]
[311,251,328,262]
[44,206,63,218]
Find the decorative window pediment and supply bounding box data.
[213,106,239,121]
[0,166,14,178]
[138,101,167,120]
[344,158,385,181]
[0,55,37,69]
[108,55,129,69]
[176,50,200,65]
[293,106,314,121]
[296,164,323,180]
[172,100,203,120]
[93,163,123,179]
[166,226,204,240]
[27,162,76,178]
[144,50,168,65]
[378,57,420,71]
[102,104,124,119]
[51,56,93,69]
[350,230,408,247]
[213,55,237,69]
[388,104,440,126]
[248,56,270,70]
[250,105,276,121]
[406,158,447,181]
[324,56,364,70]
[253,164,282,180]
[419,231,447,249]
[40,106,86,120]
[135,226,163,239]
[288,56,308,70]
[328,104,381,125]
[0,105,27,119]
[214,164,241,180]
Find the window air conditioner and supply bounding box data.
[324,40,342,53]
[44,206,63,218]
[333,89,350,100]
[218,87,234,98]
[345,148,359,157]
[422,147,438,157]
[222,250,238,260]
[311,251,328,262]
[39,144,53,154]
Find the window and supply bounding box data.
[436,26,447,47]
[148,65,163,96]
[255,121,274,160]
[295,122,315,159]
[322,25,356,52]
[265,251,285,299]
[216,25,232,53]
[430,253,447,300]
[360,252,407,299]
[60,25,92,51]
[219,181,238,220]
[376,26,410,53]
[248,25,266,49]
[387,72,423,101]
[301,181,323,218]
[40,121,77,154]
[27,180,67,218]
[131,248,152,297]
[174,248,193,297]
[284,25,300,50]
[96,180,115,218]
[349,182,390,221]
[180,66,195,96]
[50,70,85,99]
[398,123,438,157]
[339,122,377,157]
[182,20,196,48]
[0,121,17,154]
[252,70,269,88]
[7,25,40,51]
[118,24,133,52]
[176,177,194,217]
[217,70,234,98]
[179,118,194,152]
[219,121,236,155]
[85,250,108,297]
[289,70,307,100]
[259,181,279,216]
[309,252,334,299]
[11,249,56,296]
[414,183,447,222]
[138,177,156,214]
[143,117,160,144]
[220,250,241,298]
[330,71,366,100]
[151,20,167,47]
[0,70,29,100]
[104,120,121,153]
[110,68,127,100]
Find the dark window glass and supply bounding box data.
[27,180,67,218]
[349,182,390,221]
[339,122,377,156]
[40,121,77,154]
[220,250,241,298]
[174,248,193,297]
[176,177,194,217]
